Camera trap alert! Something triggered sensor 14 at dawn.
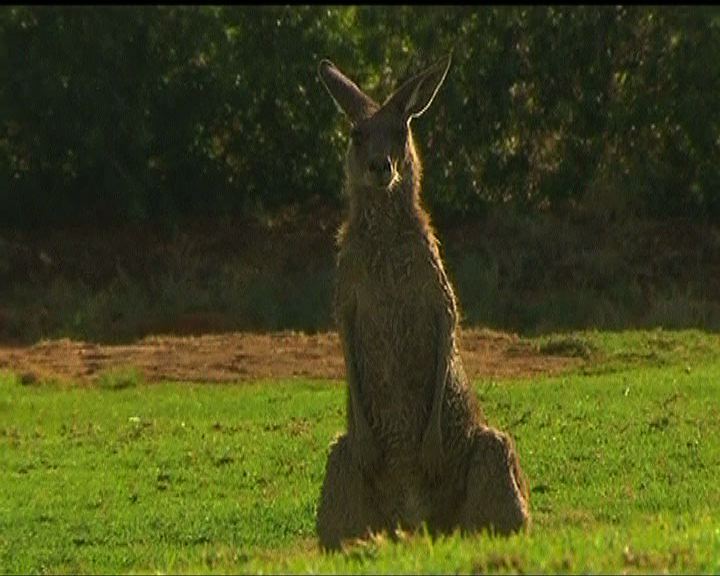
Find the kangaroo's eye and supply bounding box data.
[350,127,363,144]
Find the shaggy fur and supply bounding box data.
[316,55,530,551]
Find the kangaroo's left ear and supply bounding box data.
[384,54,452,122]
[318,59,379,123]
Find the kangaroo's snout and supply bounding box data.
[368,156,393,187]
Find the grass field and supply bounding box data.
[1,329,719,573]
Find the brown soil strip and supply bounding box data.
[0,329,580,385]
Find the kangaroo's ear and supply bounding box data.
[318,59,379,123]
[385,54,452,122]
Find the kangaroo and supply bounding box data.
[316,55,530,551]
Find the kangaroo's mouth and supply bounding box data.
[372,162,401,191]
[386,164,402,190]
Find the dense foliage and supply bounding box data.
[2,6,720,227]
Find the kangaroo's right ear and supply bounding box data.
[318,59,379,123]
[384,54,452,122]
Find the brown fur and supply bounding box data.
[316,56,530,551]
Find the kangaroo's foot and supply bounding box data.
[457,427,530,536]
[316,434,386,551]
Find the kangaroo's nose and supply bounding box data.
[369,157,392,179]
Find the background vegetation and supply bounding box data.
[3,6,720,227]
[2,6,720,342]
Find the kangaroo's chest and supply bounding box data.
[345,241,443,430]
[353,242,438,357]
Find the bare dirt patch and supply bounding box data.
[0,329,581,385]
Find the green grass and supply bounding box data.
[96,366,144,391]
[1,329,720,573]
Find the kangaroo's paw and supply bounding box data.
[421,427,444,482]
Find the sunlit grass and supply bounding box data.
[1,330,719,573]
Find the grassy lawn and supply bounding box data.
[1,329,719,573]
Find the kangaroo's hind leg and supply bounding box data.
[316,434,386,551]
[457,427,530,536]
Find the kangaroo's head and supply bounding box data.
[319,56,451,195]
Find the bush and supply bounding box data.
[2,6,719,227]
